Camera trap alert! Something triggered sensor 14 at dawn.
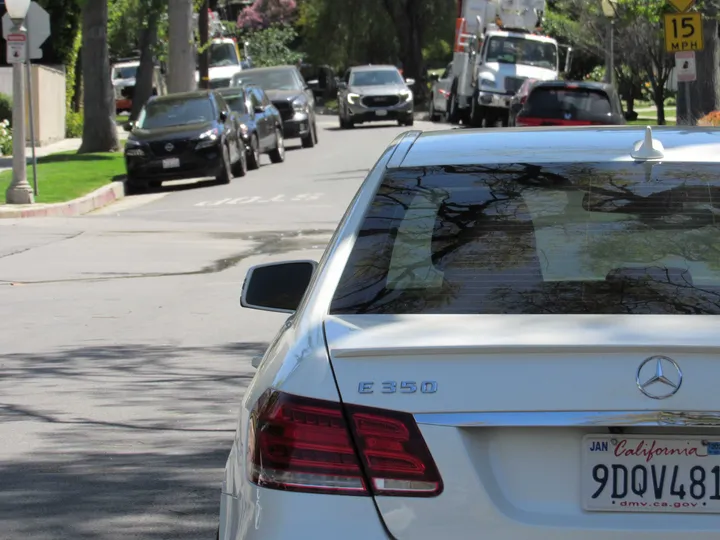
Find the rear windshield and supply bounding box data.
[526,87,613,120]
[329,164,720,315]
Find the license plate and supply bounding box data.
[375,110,388,117]
[582,435,720,513]
[162,158,180,169]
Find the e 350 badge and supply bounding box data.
[358,380,438,394]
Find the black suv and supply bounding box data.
[123,90,245,192]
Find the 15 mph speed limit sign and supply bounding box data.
[664,12,703,52]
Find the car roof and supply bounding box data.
[239,65,296,74]
[152,90,214,102]
[351,65,399,72]
[533,80,614,92]
[399,126,720,167]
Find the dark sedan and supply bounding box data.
[123,90,245,193]
[217,85,286,169]
[230,65,318,149]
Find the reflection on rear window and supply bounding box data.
[330,164,720,315]
[527,88,612,119]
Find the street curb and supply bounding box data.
[0,180,125,219]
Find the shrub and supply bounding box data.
[698,111,720,127]
[0,93,12,127]
[0,119,12,156]
[66,110,83,138]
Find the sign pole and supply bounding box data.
[24,23,37,196]
[685,81,692,125]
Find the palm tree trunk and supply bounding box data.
[78,0,119,154]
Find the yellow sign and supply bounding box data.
[668,0,695,12]
[664,12,704,52]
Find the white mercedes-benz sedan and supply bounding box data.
[219,125,720,539]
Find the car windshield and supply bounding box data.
[526,87,613,119]
[486,36,557,70]
[136,97,214,129]
[209,42,239,67]
[114,66,137,79]
[330,163,720,315]
[221,93,248,114]
[233,69,301,91]
[350,69,404,87]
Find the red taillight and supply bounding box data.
[439,89,450,98]
[247,389,443,497]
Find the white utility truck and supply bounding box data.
[448,0,571,127]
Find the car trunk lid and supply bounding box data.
[325,313,720,539]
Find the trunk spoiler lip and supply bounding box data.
[330,344,720,358]
[413,409,720,428]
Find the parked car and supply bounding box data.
[219,124,720,539]
[515,80,627,127]
[299,63,338,105]
[217,85,286,168]
[123,90,245,193]
[428,62,453,122]
[112,57,166,116]
[337,64,415,128]
[508,77,539,126]
[230,65,318,148]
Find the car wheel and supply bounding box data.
[247,134,260,170]
[312,120,318,144]
[269,127,285,164]
[448,87,460,125]
[301,121,315,148]
[429,97,438,122]
[124,175,146,195]
[231,143,247,177]
[215,143,232,184]
[470,94,484,128]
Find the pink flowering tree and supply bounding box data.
[237,0,298,30]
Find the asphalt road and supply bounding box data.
[0,116,446,540]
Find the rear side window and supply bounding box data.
[330,164,720,315]
[526,87,613,120]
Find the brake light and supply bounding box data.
[247,389,443,497]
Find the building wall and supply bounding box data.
[0,64,66,146]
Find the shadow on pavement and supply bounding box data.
[323,124,401,132]
[0,341,265,539]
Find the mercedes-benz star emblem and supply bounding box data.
[636,356,683,399]
[165,143,174,152]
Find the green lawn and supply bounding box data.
[0,151,126,204]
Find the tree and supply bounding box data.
[167,0,196,93]
[237,24,302,67]
[78,0,119,154]
[238,0,297,30]
[678,1,720,124]
[130,0,166,121]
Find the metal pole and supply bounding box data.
[5,22,33,205]
[25,26,37,196]
[608,20,615,86]
[685,81,692,125]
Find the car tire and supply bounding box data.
[269,127,286,164]
[247,134,260,170]
[448,85,461,125]
[312,120,318,144]
[231,144,247,177]
[398,117,414,127]
[429,97,439,122]
[470,95,484,128]
[301,121,316,148]
[124,175,146,195]
[216,143,232,184]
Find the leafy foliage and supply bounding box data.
[237,24,302,67]
[0,93,12,127]
[238,0,297,30]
